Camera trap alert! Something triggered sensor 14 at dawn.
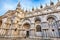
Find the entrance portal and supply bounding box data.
[23,23,30,38]
[26,31,29,37]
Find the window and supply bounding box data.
[26,31,29,37]
[47,17,56,28]
[36,25,41,32]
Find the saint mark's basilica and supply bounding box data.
[0,0,60,40]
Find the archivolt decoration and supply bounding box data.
[47,15,57,21]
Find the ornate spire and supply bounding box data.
[32,7,34,11]
[25,9,28,12]
[16,2,21,9]
[40,5,43,8]
[50,0,54,5]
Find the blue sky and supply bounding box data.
[0,0,58,16]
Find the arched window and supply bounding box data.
[36,25,41,32]
[35,17,41,24]
[23,23,30,29]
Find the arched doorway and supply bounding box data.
[23,23,30,37]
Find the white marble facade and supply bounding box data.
[0,0,60,40]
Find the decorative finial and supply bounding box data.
[32,7,34,11]
[40,5,43,8]
[25,9,27,12]
[50,0,54,5]
[16,2,21,9]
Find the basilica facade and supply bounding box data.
[0,0,60,40]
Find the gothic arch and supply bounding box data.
[36,25,41,32]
